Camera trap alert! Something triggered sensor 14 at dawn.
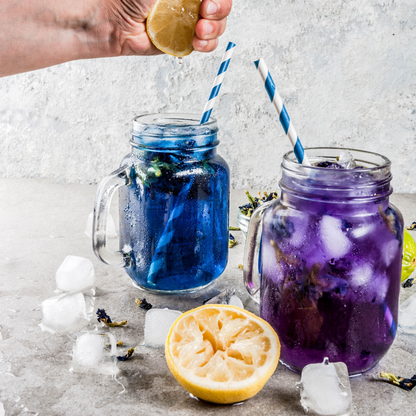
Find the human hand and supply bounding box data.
[107,0,232,56]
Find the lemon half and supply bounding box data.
[165,304,280,404]
[146,0,202,57]
[402,229,416,282]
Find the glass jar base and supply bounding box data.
[279,358,378,377]
[131,279,217,295]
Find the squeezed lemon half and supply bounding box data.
[146,0,202,57]
[165,304,280,404]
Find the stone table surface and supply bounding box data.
[1,178,416,416]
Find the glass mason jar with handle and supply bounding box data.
[244,147,403,375]
[93,113,230,293]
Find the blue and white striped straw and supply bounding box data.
[200,42,236,125]
[254,58,310,166]
[147,178,194,285]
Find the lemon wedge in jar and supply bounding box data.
[146,0,201,57]
[402,229,416,282]
[165,304,280,404]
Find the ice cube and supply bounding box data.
[399,293,416,335]
[320,216,351,260]
[85,212,118,239]
[73,332,104,366]
[337,150,356,169]
[350,222,375,239]
[204,288,235,305]
[40,292,88,333]
[350,264,373,288]
[55,255,95,292]
[72,332,118,375]
[144,308,182,348]
[229,295,244,309]
[297,357,352,416]
[381,239,399,267]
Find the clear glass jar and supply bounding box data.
[244,147,403,375]
[93,113,230,293]
[237,209,250,238]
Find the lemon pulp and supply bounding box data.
[146,0,202,57]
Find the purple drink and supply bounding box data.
[245,148,403,375]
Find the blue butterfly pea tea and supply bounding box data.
[93,113,229,293]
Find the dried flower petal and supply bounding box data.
[96,308,112,323]
[380,372,416,391]
[403,277,415,288]
[136,298,153,310]
[96,308,127,327]
[407,222,416,230]
[239,191,278,217]
[229,233,237,248]
[117,348,135,361]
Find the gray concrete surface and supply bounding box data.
[1,178,416,415]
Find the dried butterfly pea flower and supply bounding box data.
[406,222,416,230]
[403,277,415,288]
[96,308,127,327]
[117,348,135,362]
[229,233,237,248]
[380,372,416,391]
[136,298,153,310]
[239,191,278,217]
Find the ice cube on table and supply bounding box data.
[55,255,95,292]
[399,293,416,335]
[40,292,88,334]
[337,150,356,169]
[228,295,244,309]
[144,308,182,348]
[320,216,351,260]
[85,212,118,239]
[72,332,118,375]
[297,357,352,416]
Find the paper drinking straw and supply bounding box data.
[254,58,310,166]
[147,178,194,285]
[200,42,236,124]
[254,59,398,338]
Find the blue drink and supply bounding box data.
[93,113,229,293]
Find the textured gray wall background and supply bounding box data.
[1,0,415,191]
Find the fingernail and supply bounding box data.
[205,24,213,36]
[198,40,208,48]
[207,1,218,15]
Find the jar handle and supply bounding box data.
[93,165,133,268]
[243,200,273,301]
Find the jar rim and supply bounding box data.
[280,147,393,202]
[283,147,391,171]
[132,112,218,137]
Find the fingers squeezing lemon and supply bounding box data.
[146,0,202,57]
[165,304,280,404]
